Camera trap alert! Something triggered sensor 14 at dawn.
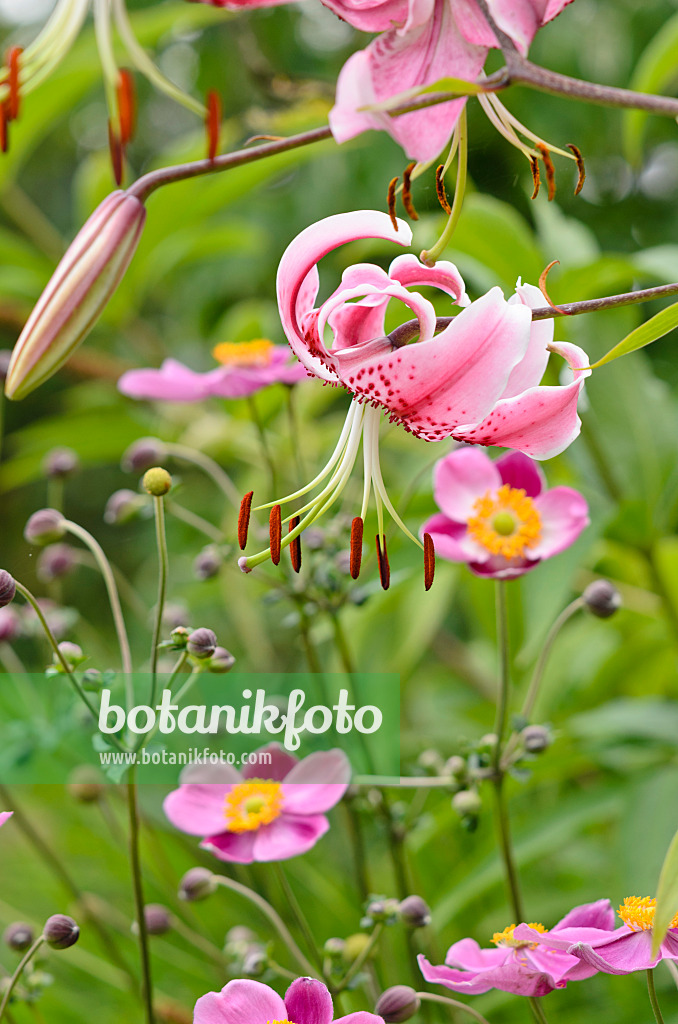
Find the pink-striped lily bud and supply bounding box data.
[5,191,146,400]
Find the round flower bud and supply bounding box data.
[444,755,466,778]
[43,447,80,479]
[104,489,145,525]
[522,725,551,754]
[43,914,79,950]
[583,579,622,619]
[53,641,85,672]
[37,543,77,583]
[0,607,21,642]
[398,895,431,929]
[170,626,191,649]
[121,437,167,474]
[194,546,223,581]
[67,766,104,803]
[478,733,498,751]
[324,937,346,959]
[375,986,421,1023]
[179,867,217,902]
[143,904,172,937]
[418,749,443,774]
[208,647,235,674]
[24,509,65,546]
[0,569,16,607]
[452,789,482,817]
[4,922,35,953]
[344,932,372,963]
[187,628,217,660]
[143,467,172,496]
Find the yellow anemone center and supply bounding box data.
[224,781,283,833]
[619,896,678,932]
[212,339,274,367]
[467,485,542,559]
[491,923,548,949]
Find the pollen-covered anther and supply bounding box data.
[289,515,302,573]
[402,162,419,221]
[6,46,22,121]
[529,155,541,200]
[238,491,253,550]
[117,69,136,147]
[618,897,678,932]
[350,517,364,579]
[423,532,435,591]
[567,143,586,195]
[435,164,452,215]
[467,485,541,559]
[537,144,556,201]
[206,89,222,161]
[376,533,390,591]
[387,176,399,232]
[492,923,548,949]
[269,504,282,566]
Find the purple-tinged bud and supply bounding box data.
[141,904,172,936]
[398,895,431,929]
[52,641,85,672]
[375,986,420,1023]
[0,569,16,607]
[208,646,235,674]
[0,351,12,381]
[522,725,551,753]
[194,546,222,581]
[24,509,66,546]
[67,766,104,802]
[5,191,146,401]
[0,607,21,642]
[143,467,172,496]
[43,914,79,949]
[187,628,217,659]
[583,579,622,619]
[121,437,168,473]
[37,544,77,583]
[324,937,346,958]
[43,447,80,479]
[4,922,35,953]
[104,489,145,525]
[179,867,216,902]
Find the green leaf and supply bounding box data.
[652,827,678,957]
[590,301,678,369]
[623,11,678,165]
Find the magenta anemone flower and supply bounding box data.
[0,812,12,828]
[421,448,589,579]
[238,211,589,583]
[418,900,615,998]
[118,339,307,402]
[163,745,350,863]
[194,977,383,1024]
[516,897,678,976]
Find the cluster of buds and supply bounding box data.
[163,626,235,674]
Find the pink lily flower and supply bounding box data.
[418,900,615,998]
[194,977,383,1024]
[0,812,12,828]
[516,897,678,976]
[421,448,589,579]
[163,744,350,863]
[238,210,589,584]
[118,339,307,402]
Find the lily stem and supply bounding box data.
[149,494,169,707]
[647,968,666,1024]
[337,923,384,991]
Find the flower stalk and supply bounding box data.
[0,935,45,1021]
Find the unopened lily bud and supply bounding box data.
[208,646,235,674]
[37,543,77,583]
[43,914,79,949]
[376,986,420,1023]
[179,867,216,902]
[122,437,167,474]
[43,447,80,479]
[53,641,85,672]
[24,509,65,545]
[194,546,223,581]
[142,904,171,936]
[67,766,104,802]
[143,467,172,496]
[5,191,146,401]
[522,724,551,753]
[583,579,622,619]
[0,569,16,607]
[452,789,482,817]
[398,895,431,929]
[104,489,145,525]
[187,627,217,659]
[4,922,34,953]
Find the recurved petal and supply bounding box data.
[502,281,552,399]
[388,254,468,305]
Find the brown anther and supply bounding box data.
[402,162,419,221]
[350,517,364,579]
[376,534,390,591]
[238,491,253,550]
[529,156,541,200]
[108,121,123,186]
[0,103,7,154]
[117,69,136,147]
[423,532,435,591]
[536,144,556,201]
[289,515,302,573]
[567,143,586,196]
[435,164,452,215]
[538,260,570,316]
[206,90,222,161]
[269,504,282,566]
[6,47,22,121]
[387,176,399,231]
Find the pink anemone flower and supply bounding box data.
[194,977,383,1024]
[118,339,307,402]
[163,745,350,863]
[0,812,12,827]
[238,210,589,587]
[418,899,615,998]
[517,896,678,976]
[421,447,589,579]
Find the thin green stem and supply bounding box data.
[247,394,278,495]
[330,611,356,675]
[492,777,524,925]
[336,923,383,992]
[127,767,155,1024]
[421,107,468,265]
[416,991,492,1024]
[165,500,223,543]
[274,863,323,970]
[0,936,45,1021]
[491,581,510,775]
[527,996,550,1024]
[647,969,666,1024]
[149,495,169,707]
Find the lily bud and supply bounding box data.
[5,191,146,400]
